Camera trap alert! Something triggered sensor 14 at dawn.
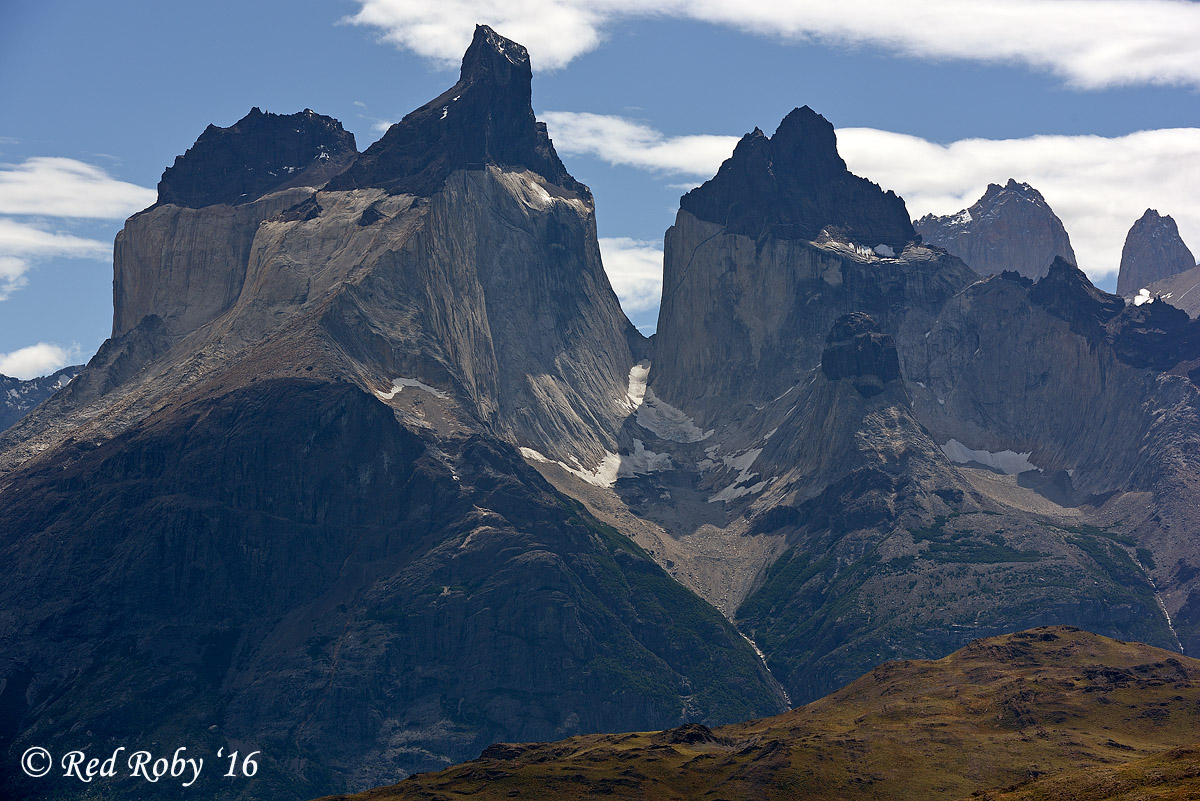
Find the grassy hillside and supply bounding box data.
[318,626,1200,801]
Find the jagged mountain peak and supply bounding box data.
[327,24,585,198]
[914,178,1076,279]
[977,178,1047,205]
[1117,208,1196,296]
[462,23,530,75]
[156,107,357,208]
[678,105,915,250]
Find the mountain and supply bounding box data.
[0,366,79,432]
[1116,208,1197,297]
[535,106,1198,708]
[6,24,1200,801]
[0,26,782,801]
[914,179,1077,279]
[323,627,1200,801]
[1143,262,1200,317]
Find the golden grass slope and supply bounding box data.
[319,627,1200,801]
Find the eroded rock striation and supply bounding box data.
[914,179,1076,279]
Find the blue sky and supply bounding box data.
[1,0,1198,376]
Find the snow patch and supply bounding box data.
[376,377,449,400]
[708,448,765,503]
[520,440,669,489]
[624,361,650,411]
[618,439,672,477]
[940,438,1040,475]
[637,388,712,442]
[1133,287,1155,306]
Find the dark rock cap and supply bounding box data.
[157,108,357,208]
[820,312,902,397]
[679,106,915,250]
[1116,209,1197,296]
[1029,256,1124,341]
[327,24,586,198]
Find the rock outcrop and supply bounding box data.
[1116,208,1196,296]
[819,312,902,397]
[914,179,1076,279]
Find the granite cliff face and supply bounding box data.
[0,26,780,801]
[1116,208,1197,296]
[0,366,79,432]
[914,179,1077,279]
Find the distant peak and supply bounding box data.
[1117,207,1195,295]
[981,179,1043,203]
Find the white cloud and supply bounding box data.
[542,112,737,175]
[0,219,110,259]
[0,342,77,380]
[0,219,112,300]
[598,236,663,313]
[347,0,1200,88]
[0,157,156,218]
[835,127,1200,283]
[545,111,1200,284]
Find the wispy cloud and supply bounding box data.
[541,112,737,175]
[0,219,111,300]
[0,157,154,301]
[544,111,1200,283]
[0,157,155,218]
[598,237,663,313]
[0,342,78,380]
[347,0,1200,88]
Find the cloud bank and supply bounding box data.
[0,342,77,380]
[0,157,156,218]
[543,111,1200,284]
[347,0,1200,88]
[597,237,664,313]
